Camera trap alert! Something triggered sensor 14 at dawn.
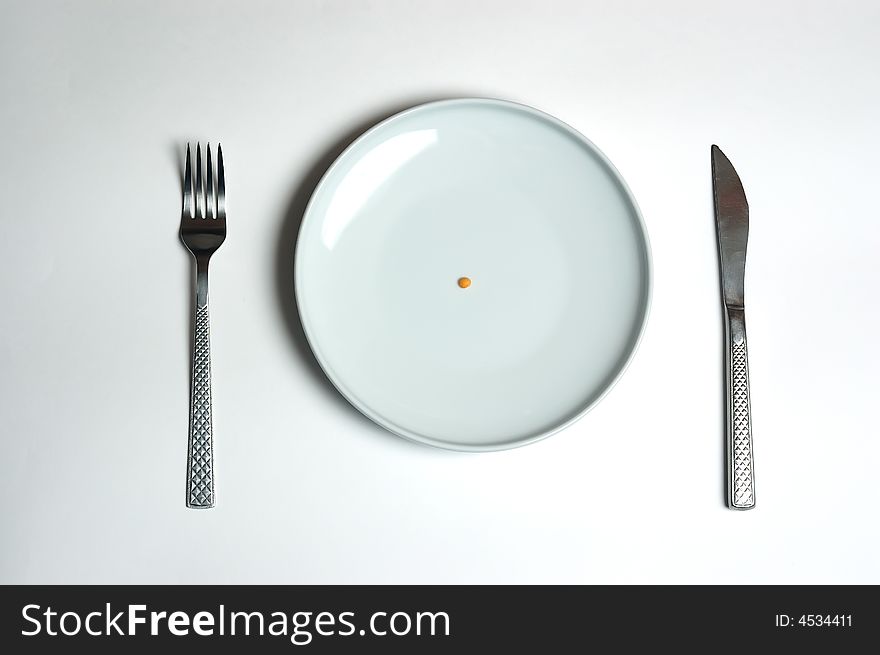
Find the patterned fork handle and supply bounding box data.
[187,301,215,508]
[725,307,755,510]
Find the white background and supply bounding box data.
[1,0,877,584]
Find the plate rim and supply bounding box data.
[294,97,653,451]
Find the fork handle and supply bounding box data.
[725,306,755,510]
[187,262,215,508]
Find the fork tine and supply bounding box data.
[216,143,226,220]
[183,143,194,219]
[195,143,204,219]
[206,143,215,219]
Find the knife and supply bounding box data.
[711,145,756,510]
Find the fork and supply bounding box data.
[180,143,226,509]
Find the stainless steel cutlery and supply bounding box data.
[180,143,226,509]
[172,139,757,512]
[712,145,755,510]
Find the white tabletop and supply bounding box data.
[1,0,877,584]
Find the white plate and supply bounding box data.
[295,99,651,451]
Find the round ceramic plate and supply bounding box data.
[295,99,651,451]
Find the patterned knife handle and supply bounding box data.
[725,307,755,510]
[187,299,215,509]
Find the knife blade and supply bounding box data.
[711,145,756,510]
[712,146,749,308]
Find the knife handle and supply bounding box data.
[725,307,755,509]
